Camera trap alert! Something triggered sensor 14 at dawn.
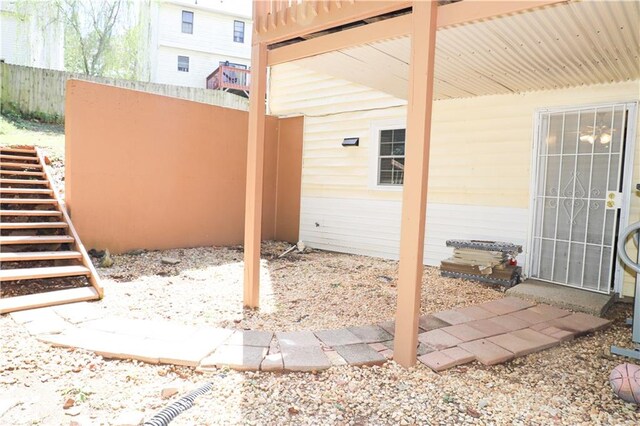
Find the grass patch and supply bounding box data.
[0,113,65,160]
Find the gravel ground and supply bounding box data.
[1,244,639,425]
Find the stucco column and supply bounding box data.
[394,0,438,367]
[243,41,268,308]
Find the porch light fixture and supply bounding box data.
[342,137,359,147]
[579,125,613,145]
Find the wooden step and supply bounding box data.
[0,222,68,230]
[0,188,53,195]
[0,170,45,177]
[0,251,82,262]
[0,265,90,282]
[0,162,42,170]
[0,155,39,162]
[0,178,48,185]
[0,210,61,217]
[0,286,99,314]
[0,235,74,245]
[0,147,36,155]
[0,198,57,204]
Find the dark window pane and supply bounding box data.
[178,56,189,72]
[380,130,393,143]
[393,129,406,142]
[393,171,404,185]
[392,143,405,155]
[380,158,393,171]
[379,171,392,184]
[380,143,392,156]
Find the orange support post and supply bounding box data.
[393,0,438,367]
[243,41,268,308]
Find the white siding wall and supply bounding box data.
[270,62,640,296]
[0,3,64,70]
[152,3,251,88]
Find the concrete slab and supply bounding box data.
[347,325,392,343]
[225,330,273,347]
[314,328,361,347]
[23,316,69,335]
[53,302,104,324]
[333,343,386,367]
[506,279,614,316]
[199,345,267,371]
[11,307,59,324]
[418,347,475,372]
[459,339,514,365]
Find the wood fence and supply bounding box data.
[0,62,249,122]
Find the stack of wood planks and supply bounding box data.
[440,240,522,287]
[0,146,103,313]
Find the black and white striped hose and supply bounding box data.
[143,380,217,426]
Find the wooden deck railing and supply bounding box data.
[206,65,251,93]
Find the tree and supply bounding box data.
[56,0,127,76]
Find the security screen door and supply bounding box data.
[530,104,630,293]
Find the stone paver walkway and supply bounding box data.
[10,297,611,373]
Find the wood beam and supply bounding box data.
[268,14,411,66]
[243,42,268,309]
[393,0,438,368]
[266,0,567,66]
[255,0,412,44]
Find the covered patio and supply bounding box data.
[242,0,640,367]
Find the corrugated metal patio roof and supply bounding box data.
[288,0,639,100]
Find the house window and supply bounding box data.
[233,20,245,43]
[378,128,405,185]
[177,56,189,72]
[182,11,194,34]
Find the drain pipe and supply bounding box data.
[144,379,220,426]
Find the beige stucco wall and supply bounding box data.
[270,62,640,296]
[65,80,302,253]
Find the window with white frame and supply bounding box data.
[177,55,189,72]
[233,20,245,43]
[378,128,405,185]
[182,11,194,34]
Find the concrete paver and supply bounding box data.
[487,314,532,332]
[418,347,475,372]
[467,319,511,337]
[333,343,386,367]
[418,315,450,331]
[456,306,495,321]
[347,325,392,343]
[199,345,267,371]
[548,312,611,334]
[378,320,395,336]
[459,339,514,365]
[479,297,535,315]
[276,331,320,349]
[441,324,489,342]
[527,303,571,320]
[225,330,273,347]
[10,307,59,325]
[281,345,331,372]
[315,328,361,347]
[418,329,463,350]
[432,309,473,325]
[260,353,284,372]
[53,302,104,324]
[488,329,559,357]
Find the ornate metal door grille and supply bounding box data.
[530,104,629,293]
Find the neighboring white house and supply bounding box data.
[145,0,252,89]
[0,0,64,70]
[267,1,640,298]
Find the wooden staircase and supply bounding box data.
[0,146,103,314]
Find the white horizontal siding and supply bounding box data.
[300,197,528,266]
